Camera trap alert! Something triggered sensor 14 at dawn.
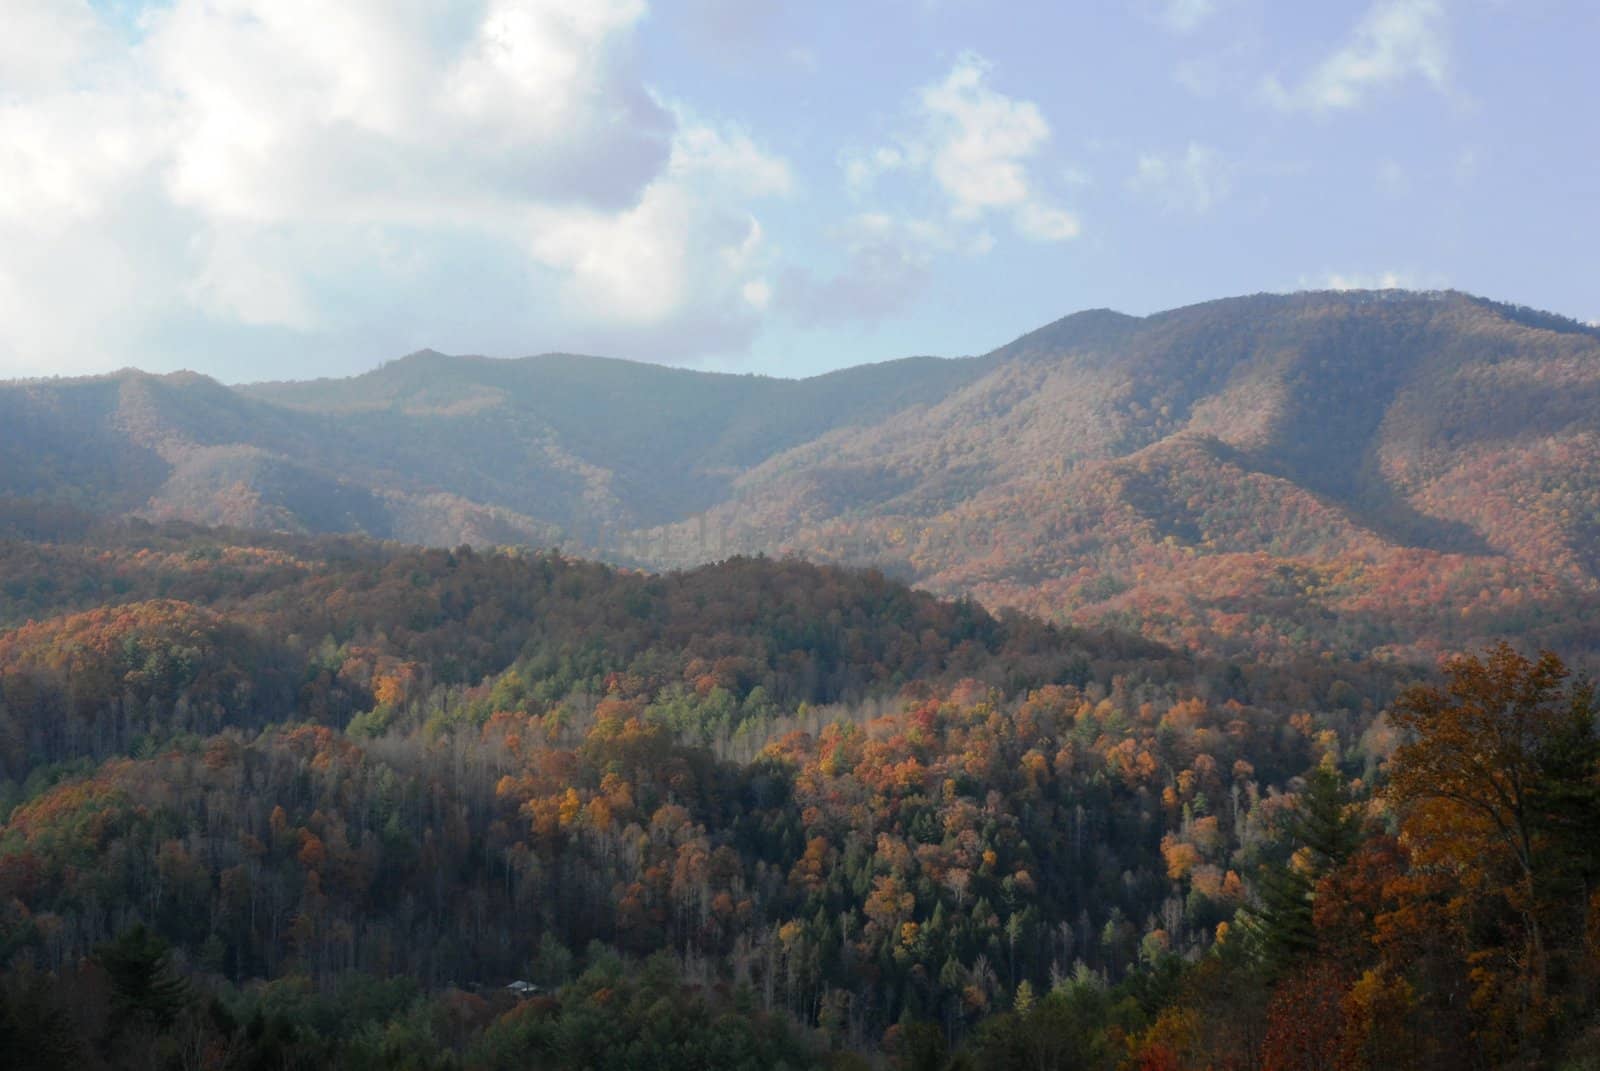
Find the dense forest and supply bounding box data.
[2,505,1598,1068]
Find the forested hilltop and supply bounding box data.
[2,510,1599,1068]
[5,290,1600,664]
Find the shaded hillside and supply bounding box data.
[243,349,988,531]
[669,291,1600,660]
[0,348,986,552]
[5,289,1600,660]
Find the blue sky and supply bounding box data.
[1,0,1595,381]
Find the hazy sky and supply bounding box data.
[2,0,1595,381]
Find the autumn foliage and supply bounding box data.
[0,517,1597,1068]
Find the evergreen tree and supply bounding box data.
[95,924,190,1034]
[1239,765,1360,974]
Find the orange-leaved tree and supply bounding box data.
[1386,642,1599,1058]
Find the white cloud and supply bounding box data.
[1172,39,1257,99]
[1265,0,1449,112]
[668,121,795,199]
[0,0,791,375]
[845,146,911,193]
[741,279,773,310]
[809,56,1081,326]
[1309,270,1416,291]
[1014,202,1081,241]
[525,120,790,334]
[778,214,950,327]
[187,229,321,330]
[846,54,1080,245]
[1126,142,1232,214]
[1144,0,1217,33]
[1376,159,1411,196]
[150,0,669,224]
[0,0,110,91]
[920,57,1046,217]
[1172,56,1225,98]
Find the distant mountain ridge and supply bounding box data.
[6,289,1600,661]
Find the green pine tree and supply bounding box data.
[1240,765,1361,974]
[95,924,190,1034]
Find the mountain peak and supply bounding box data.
[992,306,1143,360]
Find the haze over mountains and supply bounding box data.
[5,289,1599,661]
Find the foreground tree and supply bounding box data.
[1386,642,1600,1059]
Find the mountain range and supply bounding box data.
[6,288,1599,662]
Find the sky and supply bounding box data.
[1,0,1596,382]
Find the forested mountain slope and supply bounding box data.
[0,516,1396,1062]
[659,291,1600,661]
[2,516,1597,1068]
[5,290,1600,662]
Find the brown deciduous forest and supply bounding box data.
[1,503,1597,1069]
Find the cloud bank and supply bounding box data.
[0,0,790,374]
[1265,0,1449,112]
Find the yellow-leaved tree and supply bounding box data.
[1386,642,1599,1059]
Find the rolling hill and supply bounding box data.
[5,288,1599,661]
